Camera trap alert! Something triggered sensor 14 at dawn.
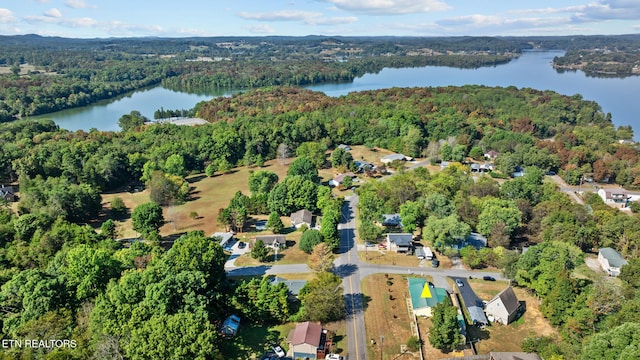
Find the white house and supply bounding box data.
[290,209,313,228]
[597,188,629,208]
[380,153,410,164]
[485,286,522,325]
[210,231,234,248]
[329,172,355,187]
[598,247,627,277]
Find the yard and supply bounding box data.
[362,274,426,360]
[232,230,311,266]
[465,279,557,354]
[100,159,291,240]
[218,316,347,359]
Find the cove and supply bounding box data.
[35,50,640,136]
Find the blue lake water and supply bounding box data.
[35,50,640,136]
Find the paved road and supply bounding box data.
[337,194,367,360]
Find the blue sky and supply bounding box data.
[1,0,639,38]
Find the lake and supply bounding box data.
[36,50,640,136]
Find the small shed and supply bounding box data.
[220,314,241,336]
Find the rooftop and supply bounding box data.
[599,247,628,268]
[408,277,448,310]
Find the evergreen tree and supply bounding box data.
[251,240,270,262]
[267,211,284,234]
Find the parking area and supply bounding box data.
[223,239,250,268]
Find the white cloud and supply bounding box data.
[315,0,450,15]
[65,0,91,9]
[238,10,323,22]
[44,8,62,18]
[244,24,276,34]
[23,14,98,28]
[238,10,356,26]
[0,8,16,23]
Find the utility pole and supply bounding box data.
[380,335,384,360]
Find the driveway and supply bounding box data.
[224,239,250,269]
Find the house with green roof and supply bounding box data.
[598,247,628,277]
[408,277,448,317]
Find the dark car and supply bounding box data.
[483,276,496,281]
[238,242,246,249]
[431,259,440,268]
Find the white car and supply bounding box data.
[272,345,285,358]
[326,354,342,360]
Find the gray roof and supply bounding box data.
[388,233,413,246]
[381,153,406,161]
[382,213,402,226]
[269,276,307,297]
[255,235,286,246]
[599,247,628,268]
[210,232,234,245]
[488,287,520,316]
[291,209,313,226]
[490,352,541,360]
[464,233,487,249]
[468,305,488,325]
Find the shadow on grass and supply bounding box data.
[186,174,207,183]
[219,326,281,360]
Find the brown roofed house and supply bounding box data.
[290,209,313,228]
[287,321,326,359]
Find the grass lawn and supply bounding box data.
[232,230,311,266]
[100,159,291,240]
[218,319,346,359]
[362,274,426,360]
[466,279,558,354]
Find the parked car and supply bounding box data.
[455,279,464,287]
[431,259,440,268]
[482,276,496,281]
[378,243,387,249]
[326,354,342,360]
[272,345,285,358]
[238,242,246,249]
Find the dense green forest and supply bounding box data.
[2,34,639,122]
[3,84,640,358]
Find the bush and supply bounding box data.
[406,336,422,352]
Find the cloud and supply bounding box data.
[315,0,450,15]
[0,8,16,23]
[244,24,276,34]
[437,14,568,32]
[65,0,91,9]
[44,8,62,18]
[238,10,323,22]
[23,14,98,28]
[238,9,356,26]
[570,0,640,22]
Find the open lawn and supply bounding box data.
[100,159,291,240]
[466,279,557,354]
[218,320,346,359]
[362,274,426,360]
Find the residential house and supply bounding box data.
[451,232,487,250]
[598,188,629,208]
[252,235,286,250]
[287,322,329,360]
[337,144,351,151]
[380,153,410,164]
[0,185,16,202]
[386,233,413,253]
[471,163,494,173]
[484,150,499,159]
[329,172,355,187]
[210,231,234,248]
[489,352,541,360]
[354,160,375,173]
[485,287,523,325]
[598,247,628,277]
[220,314,241,336]
[381,213,403,227]
[408,278,448,317]
[269,276,307,300]
[290,209,313,228]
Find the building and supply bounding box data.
[489,352,541,360]
[452,232,487,250]
[354,160,374,173]
[380,153,410,164]
[329,172,355,187]
[415,246,433,260]
[381,213,403,227]
[210,231,234,248]
[0,185,16,202]
[408,277,448,317]
[220,314,241,336]
[484,150,499,159]
[598,247,628,277]
[485,286,523,325]
[269,276,307,300]
[287,322,329,360]
[290,209,313,228]
[386,233,413,253]
[337,144,351,151]
[598,188,629,208]
[253,235,286,250]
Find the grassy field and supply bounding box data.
[362,274,425,360]
[466,279,557,354]
[100,159,291,240]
